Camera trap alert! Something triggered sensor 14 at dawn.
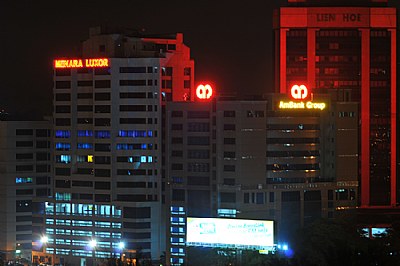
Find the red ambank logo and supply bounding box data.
[280,84,326,111]
[196,84,213,100]
[291,84,308,100]
[54,58,109,68]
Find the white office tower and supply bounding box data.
[32,26,194,266]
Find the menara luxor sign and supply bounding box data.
[54,58,109,68]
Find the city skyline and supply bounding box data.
[3,0,400,118]
[0,0,290,118]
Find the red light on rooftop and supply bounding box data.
[196,84,213,100]
[291,84,308,100]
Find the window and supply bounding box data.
[55,93,70,101]
[224,165,235,172]
[77,143,93,149]
[119,67,146,73]
[55,81,71,89]
[56,118,71,126]
[95,105,110,113]
[224,138,236,145]
[220,193,236,203]
[77,105,93,112]
[120,118,146,124]
[16,141,33,147]
[95,93,110,101]
[77,80,93,87]
[16,177,33,184]
[95,118,110,126]
[55,69,71,76]
[171,111,183,117]
[188,111,209,119]
[77,93,92,99]
[224,124,235,131]
[95,130,110,139]
[120,92,146,99]
[188,122,209,132]
[120,80,146,86]
[16,153,33,160]
[77,130,93,137]
[187,137,209,145]
[55,105,71,113]
[119,105,146,112]
[224,111,235,117]
[16,129,33,135]
[94,80,111,88]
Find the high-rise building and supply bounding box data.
[165,92,359,265]
[32,26,194,265]
[274,0,397,207]
[0,120,52,264]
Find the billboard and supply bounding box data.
[186,217,274,249]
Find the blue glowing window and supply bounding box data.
[56,155,71,164]
[16,177,33,184]
[118,130,147,137]
[148,130,153,137]
[77,143,93,149]
[148,156,153,163]
[116,144,147,150]
[140,156,146,163]
[55,130,71,138]
[77,130,93,137]
[55,143,71,151]
[95,130,110,139]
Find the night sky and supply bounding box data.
[0,0,398,119]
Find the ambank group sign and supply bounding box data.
[279,85,326,111]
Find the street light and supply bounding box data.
[40,236,49,244]
[40,235,55,265]
[117,242,125,265]
[89,239,97,249]
[89,239,97,266]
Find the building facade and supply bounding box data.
[166,92,359,265]
[274,0,397,207]
[0,120,52,264]
[32,27,194,265]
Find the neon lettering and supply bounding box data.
[279,101,326,111]
[54,58,109,68]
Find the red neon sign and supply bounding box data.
[291,84,308,99]
[54,58,109,68]
[196,84,213,100]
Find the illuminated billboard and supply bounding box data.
[54,58,109,68]
[186,217,274,249]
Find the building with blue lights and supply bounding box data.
[32,26,194,265]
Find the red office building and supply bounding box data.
[274,0,397,208]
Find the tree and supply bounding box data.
[290,217,400,266]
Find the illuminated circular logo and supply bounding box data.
[291,85,308,100]
[196,84,213,100]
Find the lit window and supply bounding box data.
[15,177,33,184]
[77,130,93,137]
[88,155,93,163]
[55,130,71,138]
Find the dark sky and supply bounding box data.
[0,0,397,118]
